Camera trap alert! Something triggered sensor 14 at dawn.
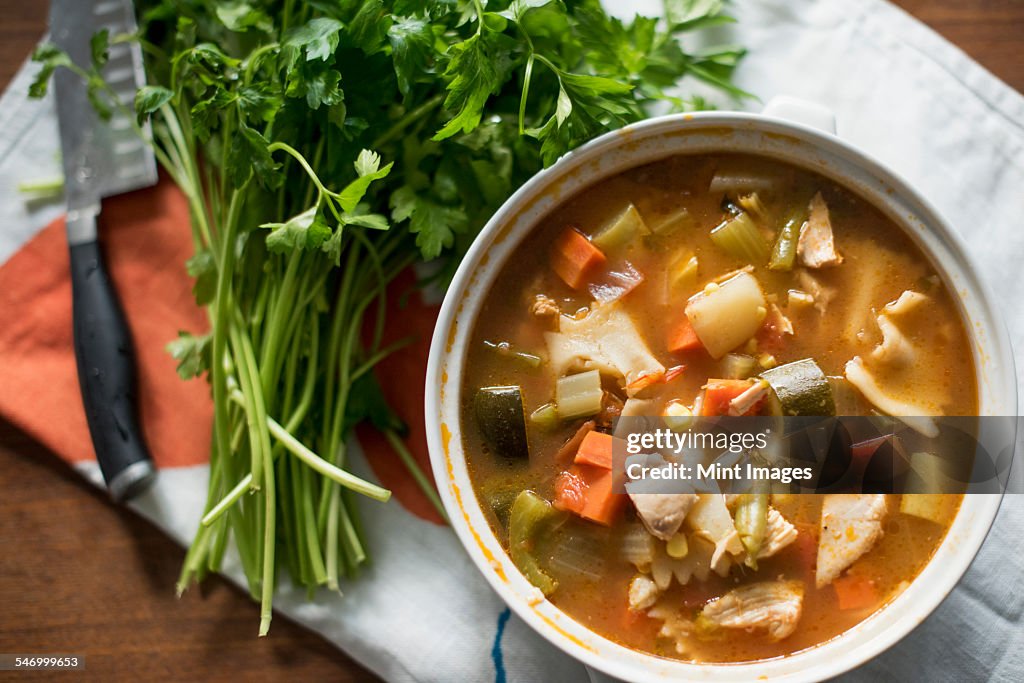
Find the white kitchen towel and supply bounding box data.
[2,1,1022,681]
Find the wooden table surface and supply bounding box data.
[1,1,1022,681]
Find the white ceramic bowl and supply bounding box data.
[424,98,1016,682]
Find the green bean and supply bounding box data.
[768,209,807,271]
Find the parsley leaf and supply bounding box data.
[226,124,281,189]
[134,85,173,124]
[166,331,211,380]
[283,17,344,63]
[262,207,332,252]
[433,31,501,140]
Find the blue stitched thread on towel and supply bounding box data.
[492,607,512,683]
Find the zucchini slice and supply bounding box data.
[475,386,530,459]
[760,359,836,416]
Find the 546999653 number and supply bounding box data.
[0,654,84,670]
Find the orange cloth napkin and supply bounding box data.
[0,178,442,523]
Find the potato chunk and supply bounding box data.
[684,272,767,359]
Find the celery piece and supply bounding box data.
[768,210,807,271]
[529,402,560,430]
[734,492,768,566]
[722,353,757,379]
[668,252,699,297]
[651,207,695,236]
[592,203,650,252]
[509,491,561,596]
[555,370,603,419]
[737,193,768,222]
[710,212,770,265]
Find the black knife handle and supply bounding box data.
[69,237,156,502]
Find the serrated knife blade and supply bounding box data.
[51,0,158,502]
[52,0,157,233]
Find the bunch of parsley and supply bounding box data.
[33,0,747,634]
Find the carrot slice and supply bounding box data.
[554,464,626,526]
[551,227,607,289]
[701,378,754,416]
[668,316,704,353]
[578,465,626,526]
[833,574,878,610]
[574,431,614,469]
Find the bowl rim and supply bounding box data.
[424,109,1017,682]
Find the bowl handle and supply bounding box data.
[763,95,837,134]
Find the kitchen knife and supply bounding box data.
[51,0,159,502]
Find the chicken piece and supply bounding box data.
[530,294,560,317]
[797,192,843,268]
[700,581,804,641]
[728,379,770,416]
[796,269,836,314]
[628,574,660,611]
[816,494,888,587]
[757,508,798,559]
[766,302,794,335]
[649,603,694,656]
[628,491,698,541]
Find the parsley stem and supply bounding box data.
[370,95,443,150]
[269,416,390,501]
[267,142,331,198]
[226,316,276,636]
[209,188,244,506]
[201,473,252,527]
[383,430,450,523]
[224,388,391,501]
[519,53,535,135]
[472,0,486,35]
[243,42,280,84]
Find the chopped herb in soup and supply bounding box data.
[460,153,973,663]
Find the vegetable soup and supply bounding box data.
[460,153,974,663]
